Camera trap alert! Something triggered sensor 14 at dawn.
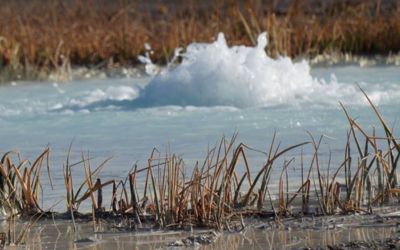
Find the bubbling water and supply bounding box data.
[138,32,400,108]
[1,32,399,118]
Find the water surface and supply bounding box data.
[1,34,400,211]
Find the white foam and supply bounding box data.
[68,86,139,108]
[139,32,400,108]
[0,85,141,117]
[136,105,239,117]
[53,82,66,94]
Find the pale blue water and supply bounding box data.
[1,65,400,209]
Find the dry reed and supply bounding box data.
[0,0,399,81]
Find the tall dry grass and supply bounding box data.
[0,0,399,79]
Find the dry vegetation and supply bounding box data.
[0,86,400,247]
[0,0,399,80]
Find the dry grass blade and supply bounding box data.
[81,152,97,211]
[75,180,114,204]
[356,83,400,186]
[242,141,309,207]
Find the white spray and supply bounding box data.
[138,32,388,108]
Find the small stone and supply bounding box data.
[168,240,184,247]
[74,237,97,243]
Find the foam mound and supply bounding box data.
[138,32,400,108]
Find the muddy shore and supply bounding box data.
[299,237,400,250]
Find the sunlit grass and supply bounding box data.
[0,0,399,81]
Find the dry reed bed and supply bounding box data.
[0,85,399,244]
[0,0,400,80]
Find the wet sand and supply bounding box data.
[4,207,400,250]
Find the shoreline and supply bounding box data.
[1,52,400,84]
[6,209,400,249]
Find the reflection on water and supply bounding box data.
[2,219,397,250]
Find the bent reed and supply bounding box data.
[0,85,399,246]
[0,0,400,81]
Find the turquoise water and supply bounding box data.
[1,65,400,210]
